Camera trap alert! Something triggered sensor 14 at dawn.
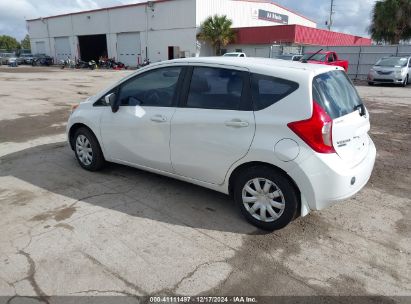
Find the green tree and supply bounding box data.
[0,35,20,51]
[20,34,31,50]
[197,15,235,55]
[369,0,411,44]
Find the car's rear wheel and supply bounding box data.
[233,166,299,231]
[368,81,374,86]
[74,127,105,171]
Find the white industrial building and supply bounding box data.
[27,0,316,67]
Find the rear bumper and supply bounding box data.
[289,137,376,211]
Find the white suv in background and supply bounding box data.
[67,57,376,231]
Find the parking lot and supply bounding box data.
[0,66,410,300]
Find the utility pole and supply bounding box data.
[326,0,335,31]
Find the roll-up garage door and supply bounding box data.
[54,37,71,61]
[117,32,141,67]
[35,41,46,54]
[255,47,269,58]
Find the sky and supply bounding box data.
[0,0,377,41]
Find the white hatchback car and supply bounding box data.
[67,57,376,230]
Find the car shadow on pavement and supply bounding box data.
[0,142,259,234]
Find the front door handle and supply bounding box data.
[224,119,249,128]
[150,115,167,123]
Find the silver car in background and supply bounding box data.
[368,56,411,86]
[0,53,15,65]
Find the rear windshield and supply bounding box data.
[312,70,362,119]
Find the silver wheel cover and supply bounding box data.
[75,134,93,166]
[242,178,285,222]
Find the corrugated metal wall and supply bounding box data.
[303,45,411,80]
[295,26,372,46]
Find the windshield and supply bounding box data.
[223,53,239,57]
[375,57,408,67]
[313,70,362,119]
[302,53,326,62]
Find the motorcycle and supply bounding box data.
[142,58,151,66]
[98,58,112,69]
[137,58,150,69]
[76,59,97,70]
[60,57,74,69]
[89,60,97,70]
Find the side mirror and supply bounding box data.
[104,93,118,113]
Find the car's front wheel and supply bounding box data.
[233,166,299,231]
[73,127,105,171]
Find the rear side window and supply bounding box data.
[251,74,299,111]
[313,70,362,119]
[186,67,245,110]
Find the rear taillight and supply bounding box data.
[287,101,335,154]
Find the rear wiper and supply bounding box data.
[301,48,323,63]
[354,104,366,116]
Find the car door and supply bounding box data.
[100,65,184,172]
[170,65,256,185]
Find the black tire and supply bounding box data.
[368,81,374,86]
[233,166,299,231]
[73,127,105,171]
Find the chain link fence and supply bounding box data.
[302,45,411,80]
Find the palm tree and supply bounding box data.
[369,0,411,44]
[197,15,236,55]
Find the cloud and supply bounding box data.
[0,0,138,40]
[0,0,376,41]
[276,0,377,37]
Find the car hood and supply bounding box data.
[372,66,402,72]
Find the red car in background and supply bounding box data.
[301,51,349,72]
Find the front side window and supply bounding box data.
[251,74,299,111]
[186,67,245,110]
[118,67,182,106]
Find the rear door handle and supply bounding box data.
[150,115,167,123]
[224,119,249,128]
